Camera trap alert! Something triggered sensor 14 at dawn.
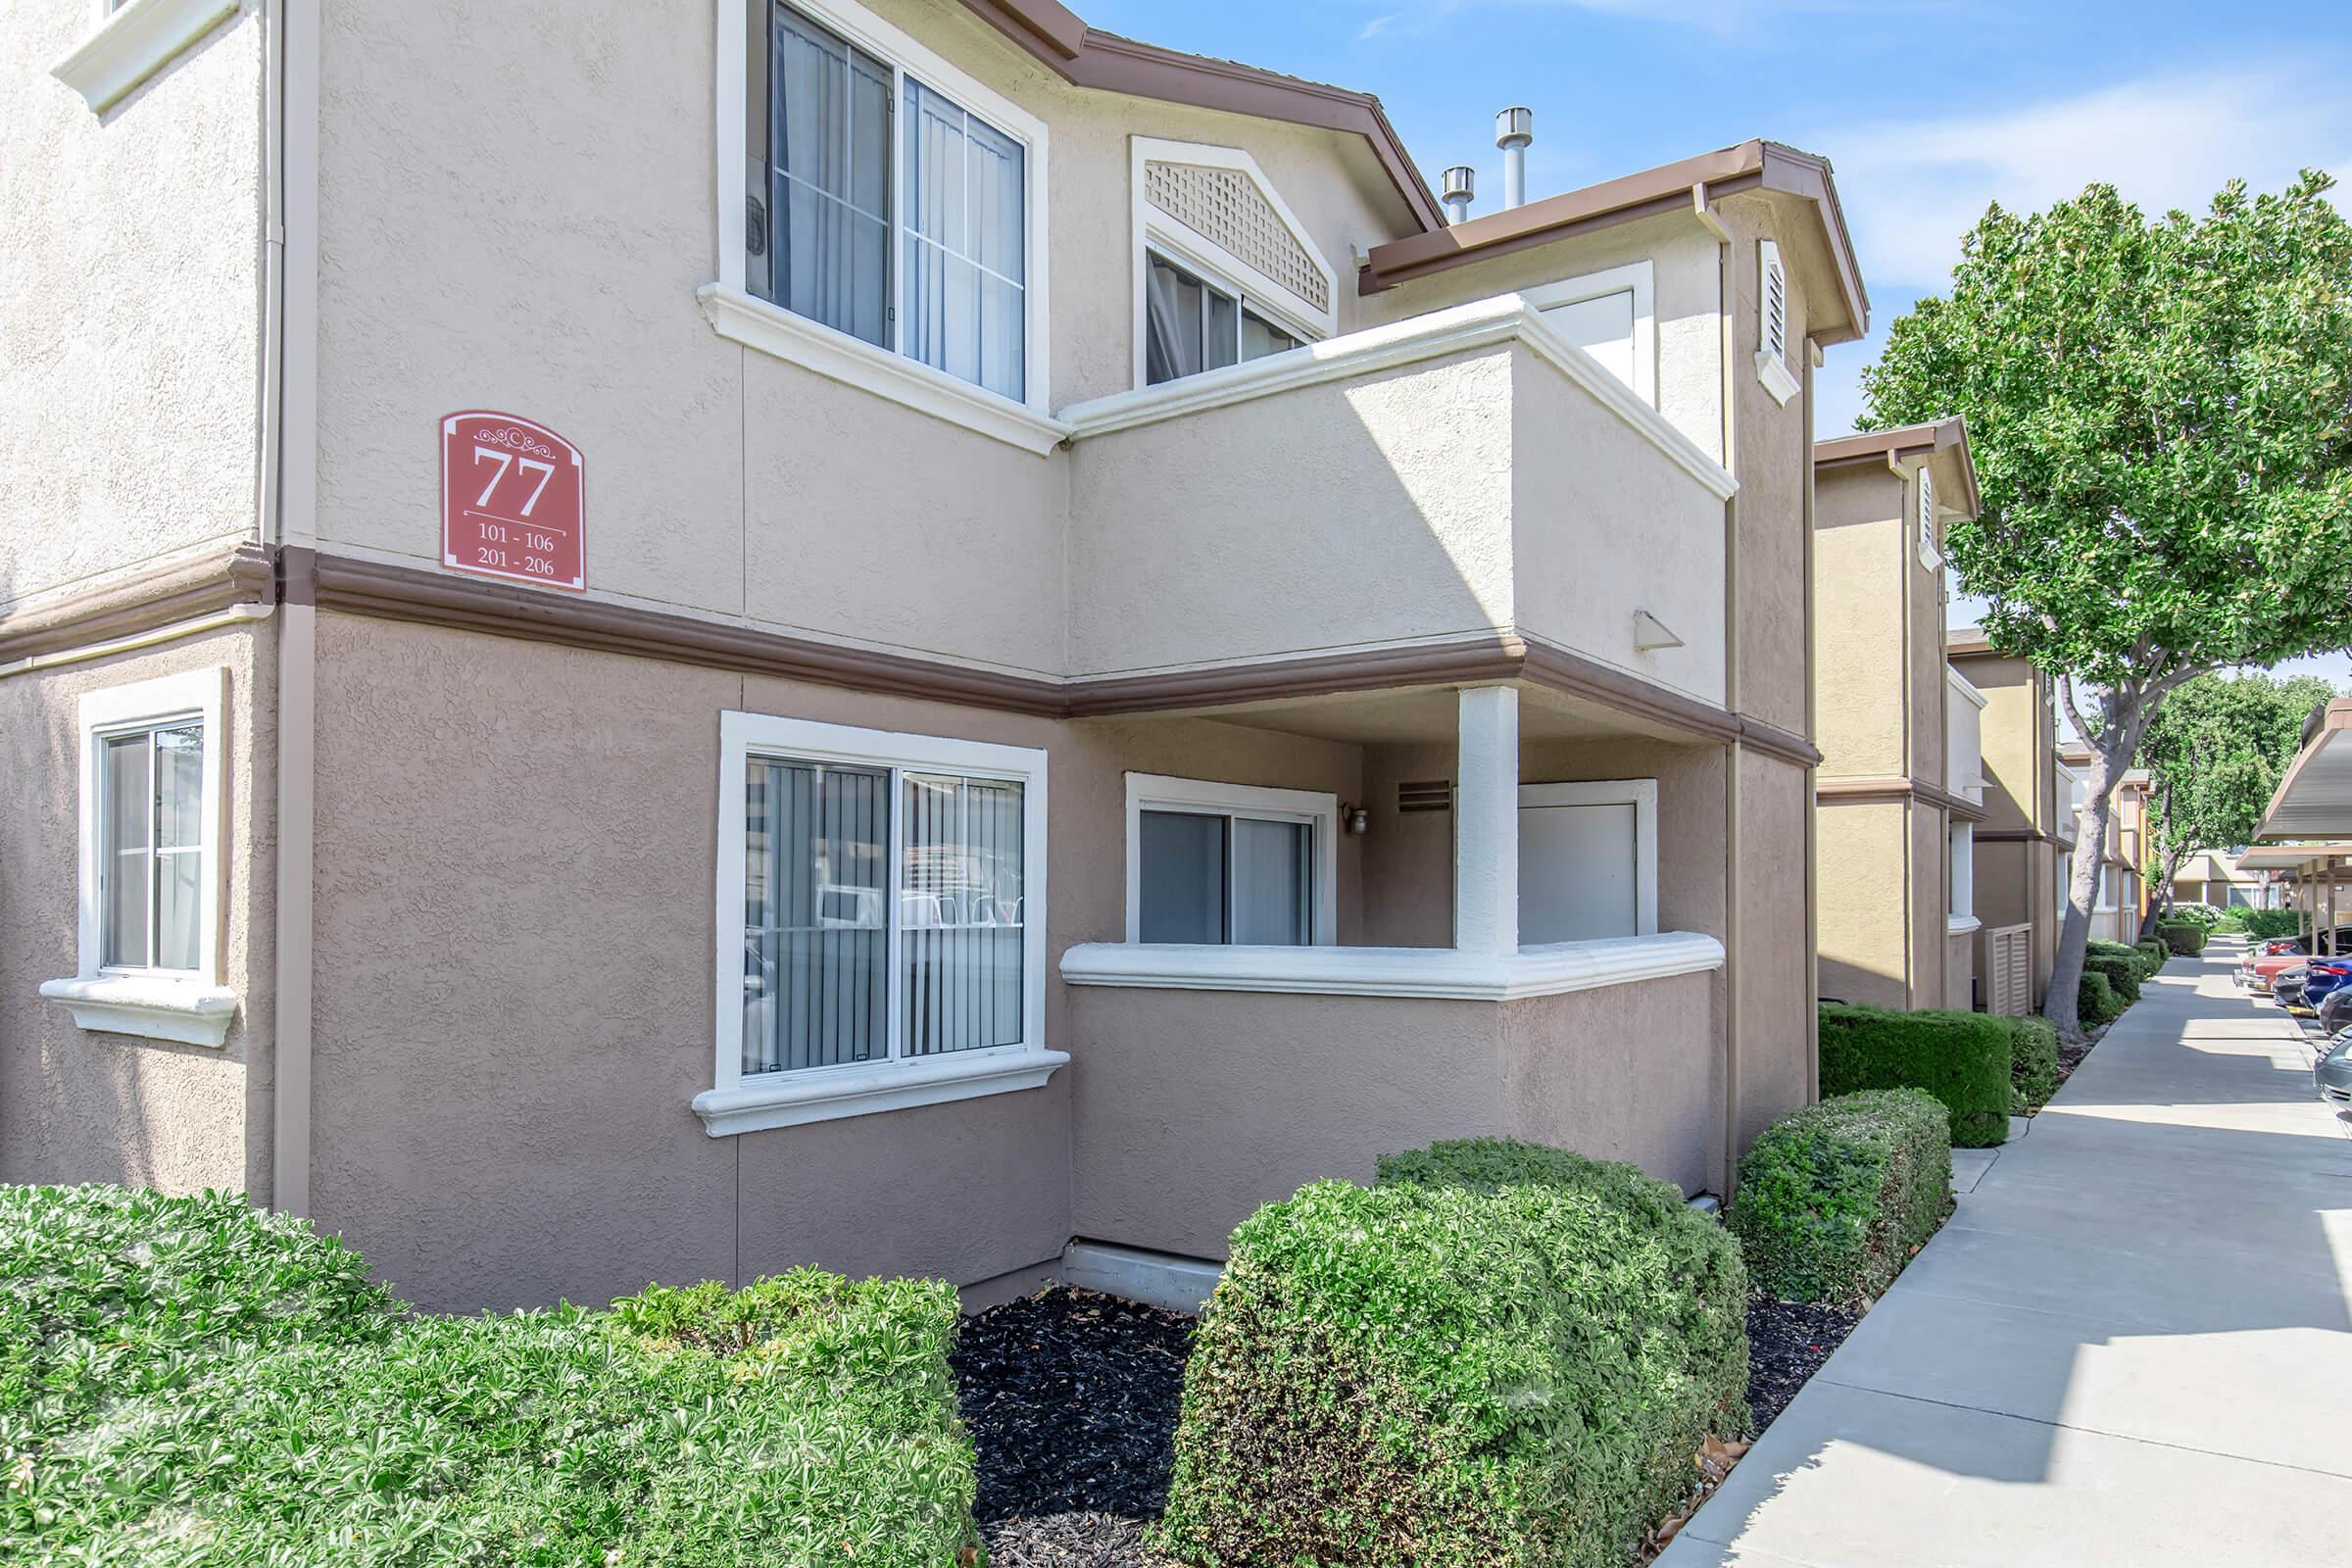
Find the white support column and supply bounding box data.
[1454,685,1520,957]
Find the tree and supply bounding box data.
[1864,173,2352,1032]
[2133,672,2339,932]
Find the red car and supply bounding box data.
[2239,930,2352,991]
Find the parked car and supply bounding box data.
[2238,929,2352,989]
[2318,1030,2352,1108]
[2320,985,2352,1035]
[2302,959,2352,1013]
[2274,965,2311,1008]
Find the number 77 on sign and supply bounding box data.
[439,411,586,592]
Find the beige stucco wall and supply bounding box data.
[1065,349,1516,677]
[1510,351,1726,706]
[1813,488,1905,780]
[1944,928,1975,1010]
[1817,801,1906,1008]
[1724,197,1811,743]
[309,0,1418,679]
[2,4,261,612]
[1068,967,1720,1258]
[1363,210,1727,466]
[0,625,275,1197]
[1735,755,1814,1149]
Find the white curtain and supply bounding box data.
[904,80,1025,402]
[901,773,1025,1055]
[770,7,889,346]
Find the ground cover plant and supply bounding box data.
[1727,1090,1951,1305]
[1816,1003,2009,1146]
[2,1186,979,1567]
[1156,1138,1747,1568]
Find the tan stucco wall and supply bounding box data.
[1973,835,2059,1006]
[1817,800,1907,1009]
[1944,928,1975,1010]
[1364,210,1727,465]
[1735,754,1812,1151]
[1956,653,2053,838]
[1813,481,1905,780]
[309,0,1416,678]
[1724,197,1811,743]
[3,6,261,611]
[0,626,275,1197]
[1068,968,1720,1258]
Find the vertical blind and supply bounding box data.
[742,757,1025,1076]
[101,722,204,972]
[758,3,1026,401]
[1137,808,1311,946]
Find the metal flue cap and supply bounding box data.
[1442,165,1476,205]
[1494,107,1533,149]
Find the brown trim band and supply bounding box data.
[1979,827,2074,847]
[0,543,276,663]
[1815,774,1989,822]
[955,3,1444,231]
[285,548,1820,763]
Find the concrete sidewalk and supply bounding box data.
[1658,941,2352,1568]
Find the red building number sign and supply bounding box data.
[440,412,585,591]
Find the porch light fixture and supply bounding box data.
[1343,804,1372,837]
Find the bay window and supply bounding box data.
[1125,775,1338,946]
[701,713,1060,1135]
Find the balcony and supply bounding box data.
[1057,296,1735,709]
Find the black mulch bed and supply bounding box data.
[954,1288,1192,1568]
[1743,1295,1861,1434]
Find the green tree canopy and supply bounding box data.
[1864,172,2352,1028]
[2136,672,2340,920]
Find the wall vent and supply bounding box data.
[1397,779,1453,813]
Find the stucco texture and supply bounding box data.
[0,625,274,1196]
[1068,969,1719,1258]
[2,4,261,611]
[308,0,1416,678]
[1735,754,1811,1151]
[1817,800,1908,1010]
[1812,472,1905,779]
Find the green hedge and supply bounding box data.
[1997,1014,2062,1112]
[2132,938,2169,972]
[1728,1090,1951,1304]
[2220,907,2302,939]
[1817,1003,2010,1147]
[2,1186,978,1566]
[2079,968,2124,1027]
[2084,950,2143,1005]
[1158,1139,1748,1568]
[2158,922,2208,956]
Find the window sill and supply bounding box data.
[39,974,238,1047]
[697,283,1070,457]
[1058,931,1725,1001]
[1754,351,1800,408]
[691,1046,1069,1137]
[1947,915,1982,936]
[51,0,237,114]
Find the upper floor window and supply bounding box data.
[708,0,1054,453]
[1131,139,1336,390]
[1125,775,1338,945]
[1145,253,1299,384]
[1754,238,1798,406]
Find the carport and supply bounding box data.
[2251,698,2352,955]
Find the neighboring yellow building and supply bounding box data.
[1948,631,2073,1012]
[2059,742,2144,945]
[1813,420,1985,1010]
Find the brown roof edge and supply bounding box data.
[1814,416,1983,517]
[1355,138,1869,344]
[956,1,1444,231]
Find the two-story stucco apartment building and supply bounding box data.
[3,0,1865,1310]
[1811,421,1985,1011]
[1948,628,2078,1013]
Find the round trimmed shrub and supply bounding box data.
[2158,923,2207,956]
[1729,1089,1951,1303]
[2079,967,2123,1027]
[1817,1003,2011,1147]
[1999,1014,2061,1112]
[1156,1140,1747,1568]
[2083,950,2143,1005]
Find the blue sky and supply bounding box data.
[1087,0,2352,682]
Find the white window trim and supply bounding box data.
[1519,261,1657,409]
[697,710,1062,1137]
[710,0,1055,449]
[1123,773,1340,946]
[51,0,236,115]
[1518,778,1659,938]
[1754,238,1799,407]
[1129,137,1340,391]
[1060,930,1725,1001]
[39,666,236,1048]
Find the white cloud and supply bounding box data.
[1815,66,2352,291]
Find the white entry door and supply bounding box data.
[1517,780,1658,945]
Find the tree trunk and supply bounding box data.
[2043,705,2150,1035]
[2138,846,2185,939]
